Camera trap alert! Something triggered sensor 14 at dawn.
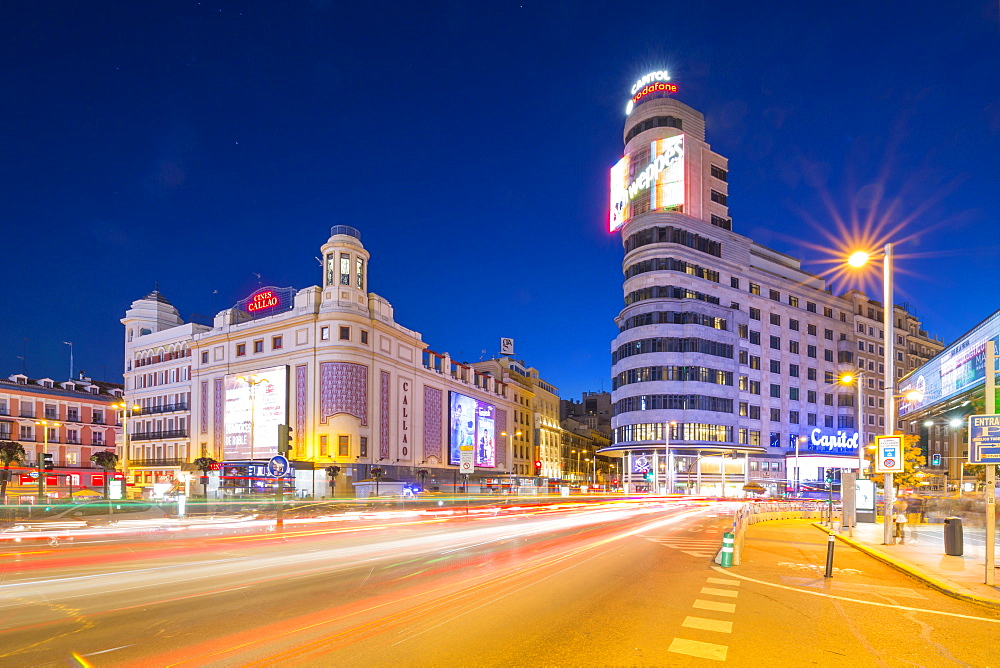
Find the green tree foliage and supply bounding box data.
[0,441,26,502]
[90,450,119,499]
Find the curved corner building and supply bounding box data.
[605,72,860,496]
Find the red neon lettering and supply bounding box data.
[631,81,679,105]
[247,290,279,312]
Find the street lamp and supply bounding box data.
[113,401,140,499]
[838,372,865,470]
[794,435,807,497]
[847,243,898,546]
[35,419,61,503]
[577,449,587,483]
[664,420,678,493]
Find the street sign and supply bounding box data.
[459,446,474,475]
[28,471,39,479]
[875,435,904,473]
[968,414,1000,464]
[267,455,290,477]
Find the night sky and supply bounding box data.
[2,1,998,399]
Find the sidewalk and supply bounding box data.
[813,519,1000,608]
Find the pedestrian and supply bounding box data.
[893,495,909,544]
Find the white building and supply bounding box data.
[121,226,523,499]
[604,75,940,497]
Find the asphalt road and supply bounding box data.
[1,499,998,666]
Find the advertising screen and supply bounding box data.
[899,310,1000,416]
[223,365,289,460]
[448,391,497,468]
[610,135,684,232]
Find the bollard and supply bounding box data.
[720,531,735,568]
[824,532,835,578]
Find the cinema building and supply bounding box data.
[121,226,527,499]
[603,73,941,496]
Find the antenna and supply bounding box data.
[17,337,27,374]
[253,272,262,286]
[63,341,74,379]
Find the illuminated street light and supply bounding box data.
[113,401,140,499]
[846,242,896,546]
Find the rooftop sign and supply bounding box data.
[626,71,677,115]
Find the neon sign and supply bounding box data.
[247,290,279,312]
[808,428,859,452]
[625,71,676,115]
[234,285,295,320]
[609,135,685,232]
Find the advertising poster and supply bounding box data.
[223,365,288,460]
[449,392,497,468]
[609,135,685,232]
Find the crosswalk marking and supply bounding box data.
[706,577,740,586]
[701,587,739,598]
[682,616,733,633]
[668,637,728,661]
[693,599,737,613]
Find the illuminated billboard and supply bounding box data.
[234,286,296,321]
[899,310,1000,416]
[625,71,677,115]
[609,135,684,232]
[224,365,289,460]
[448,391,497,468]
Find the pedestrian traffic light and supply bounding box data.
[931,453,941,466]
[824,469,833,483]
[39,452,54,471]
[534,460,541,475]
[277,424,293,455]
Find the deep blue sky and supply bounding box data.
[2,1,998,398]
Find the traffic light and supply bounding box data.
[277,424,293,456]
[932,453,941,466]
[39,452,54,471]
[534,460,542,475]
[643,468,652,481]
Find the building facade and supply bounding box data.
[0,373,123,502]
[604,74,942,496]
[121,226,530,499]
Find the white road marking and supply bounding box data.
[668,637,728,661]
[701,587,738,598]
[681,551,717,557]
[693,599,736,613]
[706,577,740,586]
[710,566,1000,623]
[82,644,134,657]
[682,616,733,633]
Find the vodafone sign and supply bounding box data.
[626,70,678,115]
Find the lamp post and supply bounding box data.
[664,420,678,494]
[794,435,807,497]
[35,419,61,503]
[113,401,140,499]
[839,372,866,475]
[576,449,586,484]
[848,243,897,545]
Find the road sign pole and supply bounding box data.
[883,242,894,547]
[986,341,995,586]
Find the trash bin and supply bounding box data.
[943,516,963,556]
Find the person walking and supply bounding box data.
[893,495,909,544]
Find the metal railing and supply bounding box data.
[131,429,188,441]
[137,403,190,416]
[129,457,187,467]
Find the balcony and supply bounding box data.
[92,418,106,425]
[137,403,190,416]
[129,457,187,467]
[131,429,188,442]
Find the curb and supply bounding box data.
[811,522,1000,611]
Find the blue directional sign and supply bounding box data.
[267,455,290,477]
[968,414,1000,464]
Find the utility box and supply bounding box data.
[943,517,964,556]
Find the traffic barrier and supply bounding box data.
[719,532,734,567]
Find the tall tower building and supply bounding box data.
[605,72,867,496]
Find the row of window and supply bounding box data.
[4,426,106,445]
[223,326,371,361]
[625,285,721,307]
[624,226,722,257]
[624,115,683,143]
[620,310,727,333]
[325,253,365,291]
[612,365,733,389]
[710,214,732,231]
[735,280,848,320]
[614,394,734,415]
[612,337,734,364]
[615,422,735,444]
[318,434,368,458]
[133,366,191,389]
[625,257,720,283]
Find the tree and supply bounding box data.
[370,466,385,498]
[869,434,926,490]
[90,450,119,500]
[324,466,341,497]
[193,457,218,498]
[417,468,429,492]
[962,462,1000,490]
[0,441,26,504]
